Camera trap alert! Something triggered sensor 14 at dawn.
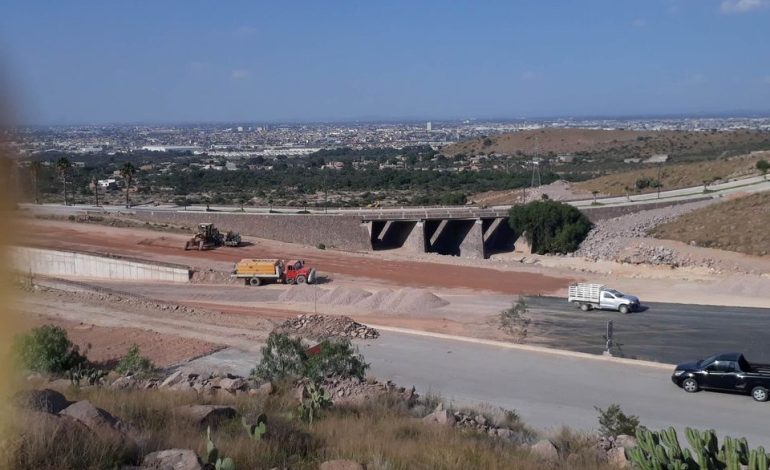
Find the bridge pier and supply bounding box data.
[458,219,485,258]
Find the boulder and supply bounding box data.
[218,377,246,393]
[607,447,629,468]
[173,405,237,427]
[615,434,638,449]
[160,371,184,388]
[59,400,131,441]
[319,460,364,470]
[530,439,559,461]
[141,449,204,470]
[422,409,456,427]
[14,388,71,414]
[249,381,274,397]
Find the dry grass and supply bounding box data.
[444,128,770,158]
[0,382,616,470]
[651,191,770,256]
[573,152,768,196]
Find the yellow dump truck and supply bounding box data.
[233,258,317,287]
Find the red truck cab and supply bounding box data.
[284,259,317,284]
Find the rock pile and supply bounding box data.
[421,404,531,442]
[596,434,636,467]
[576,200,714,263]
[318,376,416,406]
[275,314,380,340]
[110,370,274,399]
[620,244,680,266]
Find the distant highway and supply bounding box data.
[21,173,770,218]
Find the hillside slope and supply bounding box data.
[651,191,770,256]
[444,128,770,159]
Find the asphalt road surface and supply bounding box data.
[186,330,770,448]
[525,297,770,364]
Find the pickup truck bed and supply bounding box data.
[672,352,770,402]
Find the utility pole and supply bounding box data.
[92,176,100,207]
[323,172,328,214]
[604,320,614,355]
[657,163,663,199]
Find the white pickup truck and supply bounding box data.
[568,283,640,314]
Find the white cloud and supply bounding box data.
[231,69,250,80]
[720,0,769,13]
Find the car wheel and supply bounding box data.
[751,386,769,402]
[619,304,629,314]
[248,277,261,287]
[682,378,699,393]
[296,275,307,284]
[580,303,591,312]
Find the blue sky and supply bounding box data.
[1,0,769,124]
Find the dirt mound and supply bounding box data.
[274,314,379,340]
[318,286,372,306]
[357,288,449,313]
[278,284,326,303]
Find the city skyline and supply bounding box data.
[2,0,770,124]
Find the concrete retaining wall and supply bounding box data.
[580,197,713,222]
[12,247,190,282]
[132,211,372,251]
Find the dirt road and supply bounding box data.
[22,219,572,295]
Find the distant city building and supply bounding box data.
[557,154,575,163]
[426,121,432,132]
[141,145,203,154]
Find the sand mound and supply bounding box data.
[318,286,372,306]
[278,284,326,303]
[355,288,448,313]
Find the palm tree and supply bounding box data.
[56,157,71,206]
[30,161,42,204]
[120,162,136,208]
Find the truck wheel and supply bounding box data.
[682,378,699,393]
[248,277,262,287]
[619,304,629,314]
[751,386,769,402]
[296,275,307,284]
[580,303,591,312]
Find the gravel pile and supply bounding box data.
[575,200,714,262]
[274,314,379,340]
[318,286,372,306]
[278,284,325,303]
[278,286,450,314]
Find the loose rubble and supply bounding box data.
[317,376,416,405]
[575,200,714,265]
[274,314,380,340]
[596,434,635,467]
[110,371,274,399]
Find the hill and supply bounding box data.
[443,128,770,161]
[651,191,770,256]
[572,151,769,196]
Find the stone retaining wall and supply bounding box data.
[132,211,372,251]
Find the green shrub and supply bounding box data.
[595,404,640,437]
[12,325,87,374]
[252,333,369,382]
[114,344,155,378]
[316,243,326,250]
[508,200,592,254]
[499,298,531,342]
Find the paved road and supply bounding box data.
[525,297,770,364]
[185,331,770,447]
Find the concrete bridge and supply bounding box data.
[366,216,519,259]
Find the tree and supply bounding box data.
[757,159,769,180]
[12,325,87,374]
[508,200,593,254]
[595,404,641,437]
[591,190,599,204]
[120,162,136,208]
[56,157,72,206]
[29,161,42,204]
[91,176,100,207]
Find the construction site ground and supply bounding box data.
[12,217,770,367]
